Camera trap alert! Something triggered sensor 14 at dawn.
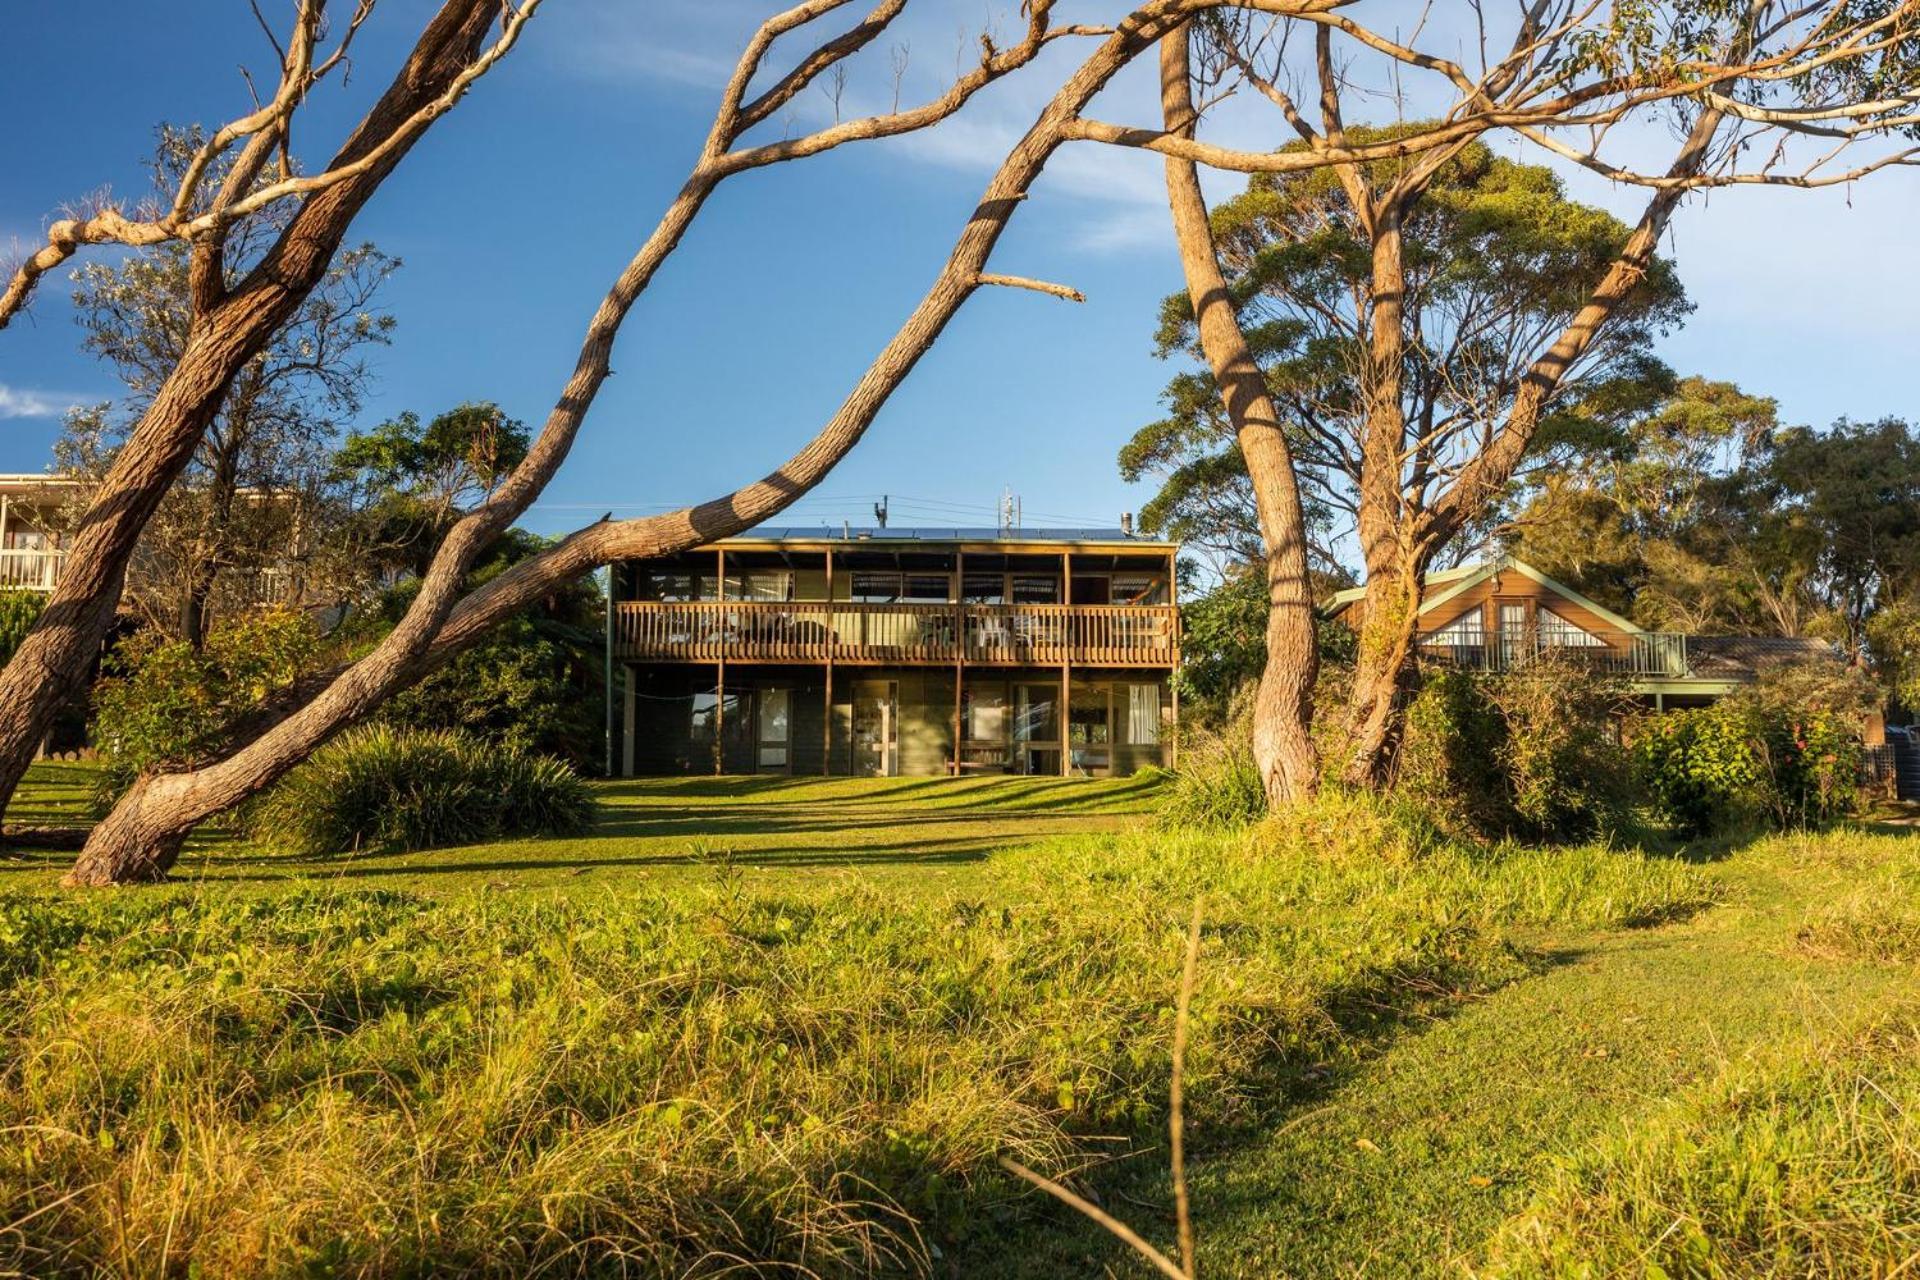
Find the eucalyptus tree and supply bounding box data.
[0,0,531,812]
[55,129,398,645]
[1151,1,1920,798]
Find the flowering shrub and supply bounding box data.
[1632,692,1864,837]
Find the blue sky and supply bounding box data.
[3,1,1915,542]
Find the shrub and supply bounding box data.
[1158,688,1267,828]
[0,590,43,663]
[1398,659,1634,843]
[89,610,322,810]
[249,725,594,856]
[1632,668,1868,837]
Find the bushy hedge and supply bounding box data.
[249,726,595,856]
[0,590,43,663]
[1633,699,1863,837]
[1398,660,1635,843]
[89,610,321,811]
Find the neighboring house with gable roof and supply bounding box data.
[1321,555,1845,713]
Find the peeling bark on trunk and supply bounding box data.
[1159,25,1319,805]
[0,0,502,816]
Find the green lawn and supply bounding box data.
[1,763,1162,894]
[2,764,1915,1277]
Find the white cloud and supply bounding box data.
[0,384,85,420]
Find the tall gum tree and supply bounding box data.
[0,0,532,817]
[39,0,1920,878]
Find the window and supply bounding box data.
[1011,575,1059,604]
[639,570,693,602]
[1424,612,1484,644]
[1538,607,1605,647]
[850,572,901,603]
[1125,684,1161,745]
[962,574,1005,604]
[903,574,950,603]
[756,688,790,769]
[741,571,791,602]
[962,684,1008,741]
[1111,574,1164,605]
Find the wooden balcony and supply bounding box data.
[613,600,1180,667]
[0,548,62,591]
[1417,627,1690,678]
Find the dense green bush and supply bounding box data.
[1157,688,1267,828]
[0,590,43,663]
[359,530,604,769]
[249,725,594,856]
[1632,669,1867,837]
[1399,660,1635,843]
[89,610,321,810]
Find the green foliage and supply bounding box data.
[89,611,322,808]
[1123,133,1687,567]
[1399,663,1634,844]
[0,811,1714,1276]
[1156,695,1268,829]
[367,530,604,768]
[1478,1010,1920,1279]
[1175,567,1354,723]
[249,725,594,857]
[0,591,43,663]
[1632,671,1867,837]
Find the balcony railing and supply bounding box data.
[613,600,1180,667]
[0,548,63,591]
[1417,627,1689,677]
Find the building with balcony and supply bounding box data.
[0,473,79,591]
[608,527,1181,777]
[1322,554,1840,709]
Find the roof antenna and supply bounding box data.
[873,495,888,529]
[999,486,1021,535]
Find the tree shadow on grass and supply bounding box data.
[942,942,1594,1279]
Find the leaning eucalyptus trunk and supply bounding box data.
[63,777,190,886]
[1160,24,1320,807]
[0,0,503,820]
[1340,565,1423,788]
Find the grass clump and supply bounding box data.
[1476,1009,1920,1279]
[1795,833,1920,962]
[248,724,594,856]
[0,808,1715,1278]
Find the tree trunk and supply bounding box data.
[66,4,1212,884]
[1159,24,1320,806]
[1340,556,1424,787]
[0,0,501,816]
[64,777,189,886]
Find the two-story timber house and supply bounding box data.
[607,527,1181,777]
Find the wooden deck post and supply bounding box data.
[1061,548,1073,777]
[952,549,964,775]
[823,545,835,776]
[603,565,616,778]
[715,660,726,776]
[1168,548,1179,770]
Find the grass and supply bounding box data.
[1,764,1914,1277]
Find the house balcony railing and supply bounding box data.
[613,600,1180,667]
[1417,627,1689,678]
[0,548,63,591]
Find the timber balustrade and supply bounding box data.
[1416,627,1690,677]
[613,600,1180,667]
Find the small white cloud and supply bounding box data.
[0,384,85,420]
